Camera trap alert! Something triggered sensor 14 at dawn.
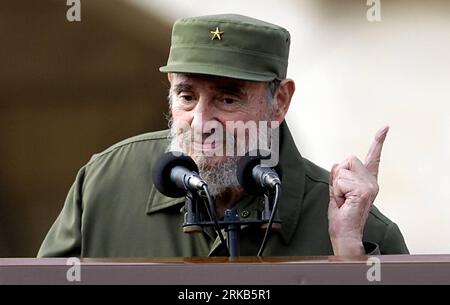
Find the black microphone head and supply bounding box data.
[236,150,282,195]
[152,152,199,198]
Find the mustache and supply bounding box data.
[169,123,236,153]
[173,127,235,144]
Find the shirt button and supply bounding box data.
[240,210,250,218]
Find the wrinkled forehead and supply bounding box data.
[169,73,266,96]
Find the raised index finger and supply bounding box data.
[364,126,389,178]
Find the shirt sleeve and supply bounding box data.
[36,166,85,258]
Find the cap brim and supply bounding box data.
[159,64,276,82]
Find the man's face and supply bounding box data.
[167,73,277,195]
[168,73,275,165]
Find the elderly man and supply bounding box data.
[38,14,408,257]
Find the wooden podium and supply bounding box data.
[1,255,449,285]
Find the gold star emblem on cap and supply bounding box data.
[210,27,224,40]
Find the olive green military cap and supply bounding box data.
[159,14,291,81]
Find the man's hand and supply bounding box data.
[328,126,389,256]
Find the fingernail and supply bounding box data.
[377,126,389,141]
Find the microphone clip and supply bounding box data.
[182,190,206,234]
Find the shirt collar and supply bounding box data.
[145,121,306,245]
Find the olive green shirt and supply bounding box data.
[38,122,409,257]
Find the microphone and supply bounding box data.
[236,150,281,195]
[237,151,282,256]
[152,152,207,198]
[152,152,229,253]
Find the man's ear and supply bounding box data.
[167,73,173,82]
[272,79,295,123]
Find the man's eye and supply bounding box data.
[180,95,193,102]
[223,98,236,105]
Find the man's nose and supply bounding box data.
[190,98,215,131]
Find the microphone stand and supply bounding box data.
[261,192,281,231]
[224,208,240,257]
[182,189,281,258]
[182,191,203,233]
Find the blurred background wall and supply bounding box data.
[0,0,449,256]
[0,0,171,256]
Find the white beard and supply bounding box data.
[168,124,241,197]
